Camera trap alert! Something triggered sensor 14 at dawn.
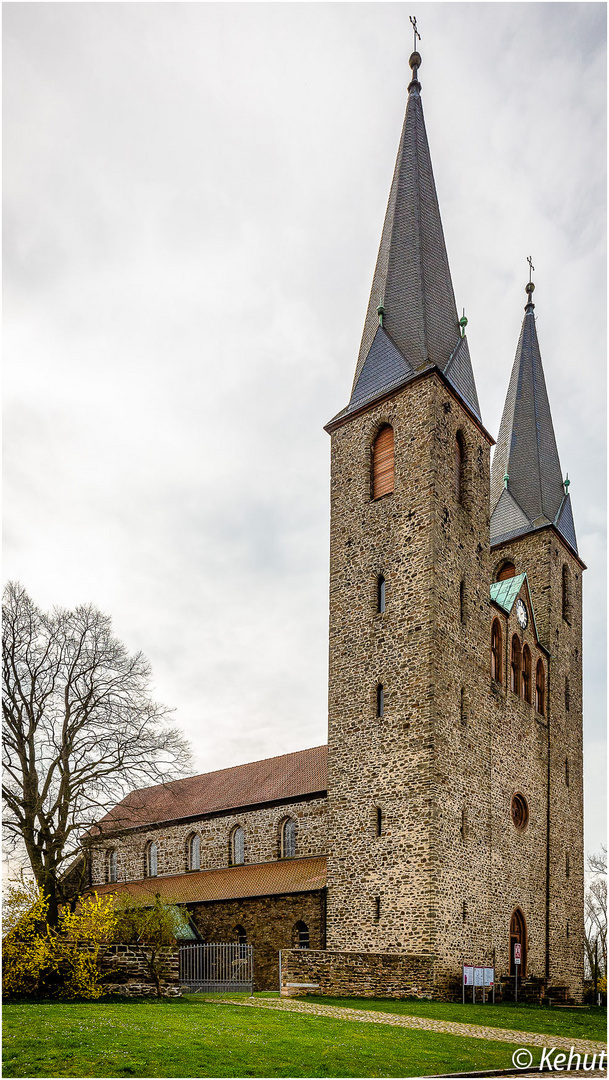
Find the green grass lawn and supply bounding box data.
[299,994,608,1043]
[3,997,540,1079]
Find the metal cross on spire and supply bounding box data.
[527,255,535,284]
[525,255,536,307]
[409,15,421,51]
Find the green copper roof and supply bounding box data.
[490,573,527,614]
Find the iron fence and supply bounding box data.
[179,942,253,993]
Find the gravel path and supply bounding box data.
[214,996,607,1056]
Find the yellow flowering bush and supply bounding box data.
[3,879,117,999]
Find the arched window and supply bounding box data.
[565,677,570,712]
[230,825,244,866]
[235,924,247,957]
[509,908,527,975]
[522,646,531,703]
[455,431,465,504]
[496,561,516,581]
[510,635,522,695]
[372,425,394,499]
[146,841,158,878]
[187,832,201,871]
[459,580,466,624]
[106,849,117,884]
[294,921,309,949]
[280,818,296,859]
[376,683,384,717]
[377,575,386,614]
[491,619,502,682]
[535,660,546,715]
[562,565,571,623]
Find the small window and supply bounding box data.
[230,826,244,866]
[491,619,503,682]
[455,431,465,504]
[565,758,570,788]
[562,565,571,623]
[235,924,247,957]
[281,818,296,859]
[462,900,468,922]
[510,635,522,695]
[565,677,570,712]
[187,832,201,871]
[460,687,467,726]
[146,841,158,878]
[496,561,516,581]
[535,660,546,716]
[511,793,529,831]
[459,580,466,624]
[460,805,468,841]
[106,849,117,884]
[522,646,532,703]
[376,684,384,717]
[294,920,309,948]
[566,853,570,878]
[377,575,386,614]
[373,897,381,922]
[372,425,394,499]
[374,806,383,837]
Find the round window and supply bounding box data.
[511,793,529,831]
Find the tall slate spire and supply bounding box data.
[490,283,578,553]
[344,49,480,422]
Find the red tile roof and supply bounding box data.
[95,745,327,833]
[89,856,327,905]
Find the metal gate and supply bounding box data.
[179,943,253,993]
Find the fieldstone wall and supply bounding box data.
[280,949,435,999]
[89,796,327,885]
[189,890,325,991]
[100,944,181,997]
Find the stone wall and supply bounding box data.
[189,890,325,991]
[90,795,327,886]
[100,944,181,997]
[280,948,435,999]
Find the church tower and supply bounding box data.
[324,45,584,1001]
[490,281,585,996]
[324,48,496,987]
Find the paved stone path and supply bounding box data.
[215,996,607,1056]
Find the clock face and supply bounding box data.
[516,599,528,630]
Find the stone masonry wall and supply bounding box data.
[189,891,325,991]
[90,796,327,885]
[100,944,181,997]
[280,949,435,999]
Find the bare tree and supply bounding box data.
[3,582,191,924]
[584,846,607,985]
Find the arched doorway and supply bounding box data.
[509,908,527,975]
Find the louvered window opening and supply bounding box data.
[372,426,394,499]
[455,433,465,504]
[536,660,546,715]
[522,646,532,703]
[497,562,516,581]
[510,635,521,695]
[491,620,502,682]
[511,793,529,831]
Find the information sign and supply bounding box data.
[514,944,522,966]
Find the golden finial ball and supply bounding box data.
[409,51,422,70]
[525,281,535,294]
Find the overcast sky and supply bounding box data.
[4,3,606,855]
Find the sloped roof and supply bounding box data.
[95,745,327,834]
[88,856,327,905]
[490,573,527,614]
[346,58,480,422]
[490,297,577,553]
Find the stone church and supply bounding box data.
[88,48,585,1001]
